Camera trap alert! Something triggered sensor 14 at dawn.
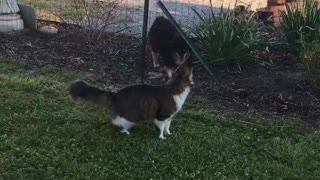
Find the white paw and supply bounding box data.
[148,72,164,79]
[159,135,167,140]
[165,130,172,135]
[120,129,130,135]
[153,63,160,68]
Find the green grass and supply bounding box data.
[0,59,320,179]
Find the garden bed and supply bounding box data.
[0,26,319,127]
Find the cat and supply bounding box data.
[148,16,194,84]
[69,53,192,139]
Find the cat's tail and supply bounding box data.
[69,80,115,107]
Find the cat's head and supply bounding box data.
[169,51,194,85]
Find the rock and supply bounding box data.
[234,88,249,99]
[286,72,306,82]
[38,26,58,34]
[18,3,37,30]
[0,14,24,33]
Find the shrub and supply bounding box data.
[23,0,127,40]
[280,0,320,50]
[191,2,266,65]
[59,0,125,40]
[300,43,320,93]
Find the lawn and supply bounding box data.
[0,59,320,179]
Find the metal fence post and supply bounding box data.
[141,0,150,83]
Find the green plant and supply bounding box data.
[191,1,265,65]
[280,0,320,50]
[300,43,320,93]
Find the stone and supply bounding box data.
[18,3,37,30]
[38,26,58,34]
[0,14,24,33]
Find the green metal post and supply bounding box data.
[141,0,150,83]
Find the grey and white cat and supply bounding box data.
[69,53,192,139]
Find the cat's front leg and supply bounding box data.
[151,51,160,67]
[164,118,172,135]
[154,119,167,139]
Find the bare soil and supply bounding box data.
[0,25,319,127]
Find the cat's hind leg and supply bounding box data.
[112,116,135,135]
[120,129,131,135]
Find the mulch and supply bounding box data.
[1,24,319,128]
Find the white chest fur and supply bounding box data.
[173,87,191,112]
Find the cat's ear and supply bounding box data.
[173,51,191,65]
[172,52,181,65]
[177,56,193,79]
[182,61,193,78]
[182,51,191,64]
